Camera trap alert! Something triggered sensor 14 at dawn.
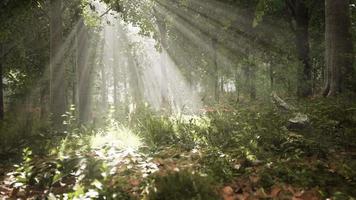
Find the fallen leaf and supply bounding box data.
[222,186,234,196]
[249,175,260,184]
[130,179,140,187]
[236,192,249,200]
[270,186,282,197]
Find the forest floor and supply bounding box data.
[0,98,356,199]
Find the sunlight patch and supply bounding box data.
[90,125,142,151]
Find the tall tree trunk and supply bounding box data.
[100,44,108,110]
[234,68,240,102]
[129,52,142,106]
[77,19,91,124]
[270,63,274,91]
[249,65,256,100]
[117,24,142,108]
[50,0,66,126]
[286,0,312,97]
[0,43,4,121]
[156,9,170,111]
[212,38,219,102]
[112,30,119,108]
[72,50,77,108]
[242,63,256,100]
[40,83,47,119]
[323,0,354,96]
[123,59,128,110]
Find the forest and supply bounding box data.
[0,0,355,199]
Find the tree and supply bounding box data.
[112,25,119,108]
[323,0,354,96]
[50,0,66,125]
[255,0,314,97]
[285,0,312,97]
[154,5,171,110]
[0,43,4,120]
[77,19,91,123]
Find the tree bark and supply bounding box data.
[155,9,170,110]
[249,65,256,100]
[112,28,119,108]
[50,0,66,125]
[100,44,108,110]
[323,0,354,96]
[286,0,312,97]
[270,63,274,91]
[212,38,219,102]
[77,19,91,124]
[0,43,4,120]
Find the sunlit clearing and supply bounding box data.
[91,125,142,151]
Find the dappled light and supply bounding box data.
[91,125,142,151]
[0,0,356,199]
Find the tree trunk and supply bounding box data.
[100,47,108,110]
[77,19,91,124]
[40,83,47,119]
[50,0,66,126]
[212,38,219,102]
[117,24,142,108]
[234,68,240,102]
[323,0,354,96]
[270,63,274,91]
[156,10,170,110]
[0,43,4,120]
[249,65,256,100]
[286,0,312,97]
[72,50,77,108]
[112,29,119,108]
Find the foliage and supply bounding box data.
[144,170,219,200]
[1,0,356,199]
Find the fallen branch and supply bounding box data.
[271,92,296,112]
[271,92,310,131]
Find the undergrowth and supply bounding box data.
[1,98,356,199]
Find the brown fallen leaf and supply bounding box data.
[249,175,260,184]
[224,196,236,200]
[222,186,234,196]
[236,192,249,200]
[270,186,282,198]
[129,179,140,187]
[294,189,321,200]
[292,197,304,200]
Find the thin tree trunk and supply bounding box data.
[270,63,274,91]
[100,52,108,110]
[40,83,47,119]
[50,0,66,125]
[0,43,4,120]
[234,68,240,102]
[77,19,91,123]
[249,65,256,100]
[123,59,128,109]
[212,38,219,102]
[72,50,77,107]
[156,9,170,110]
[112,30,119,108]
[220,76,224,94]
